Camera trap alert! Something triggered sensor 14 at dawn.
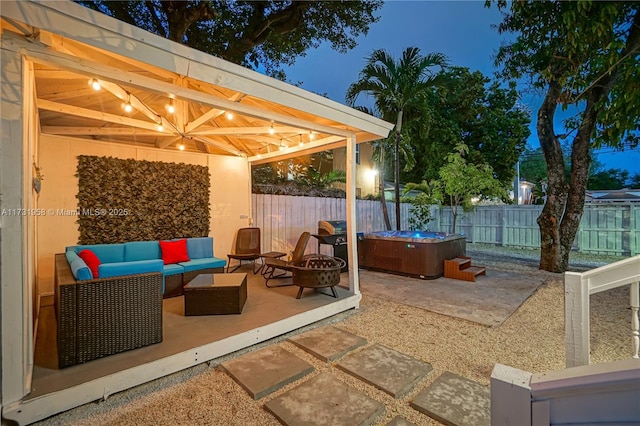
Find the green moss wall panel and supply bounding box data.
[76,155,210,244]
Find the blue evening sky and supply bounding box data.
[283,1,640,176]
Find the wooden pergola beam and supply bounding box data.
[37,99,175,134]
[13,36,354,138]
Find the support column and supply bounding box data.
[345,134,359,297]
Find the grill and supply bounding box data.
[313,220,348,272]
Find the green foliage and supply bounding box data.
[436,144,505,233]
[628,173,640,189]
[346,47,447,229]
[588,168,629,190]
[494,1,639,151]
[403,181,439,231]
[300,166,346,188]
[74,0,382,79]
[404,67,530,188]
[76,156,209,244]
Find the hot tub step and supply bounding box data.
[444,257,486,282]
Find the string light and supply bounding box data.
[89,78,101,91]
[166,98,175,114]
[123,93,133,113]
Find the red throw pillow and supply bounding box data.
[78,249,101,278]
[159,239,190,265]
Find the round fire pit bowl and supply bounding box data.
[291,254,346,299]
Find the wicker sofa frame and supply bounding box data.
[55,253,163,368]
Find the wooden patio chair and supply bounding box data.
[263,231,311,287]
[227,227,262,273]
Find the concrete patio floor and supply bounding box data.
[354,267,548,326]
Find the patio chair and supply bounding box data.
[263,231,311,287]
[227,227,262,273]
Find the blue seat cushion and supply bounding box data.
[66,250,93,280]
[163,263,184,276]
[67,244,125,264]
[99,259,163,279]
[179,257,226,272]
[186,237,213,259]
[124,241,161,262]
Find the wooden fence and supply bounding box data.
[252,194,640,256]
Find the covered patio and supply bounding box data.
[0,1,392,424]
[30,267,354,413]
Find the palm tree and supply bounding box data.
[346,47,447,230]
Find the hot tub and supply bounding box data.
[357,231,466,279]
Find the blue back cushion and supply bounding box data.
[66,250,93,280]
[124,241,161,262]
[67,244,125,264]
[186,237,213,259]
[99,259,163,278]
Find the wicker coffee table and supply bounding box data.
[183,273,247,315]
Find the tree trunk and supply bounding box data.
[451,207,458,234]
[394,130,401,230]
[378,153,392,230]
[537,82,570,272]
[537,10,640,272]
[538,83,598,272]
[394,111,403,231]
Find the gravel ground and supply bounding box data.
[37,247,634,426]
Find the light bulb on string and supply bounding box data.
[166,98,175,114]
[123,94,133,113]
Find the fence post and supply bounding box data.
[501,205,507,247]
[565,271,590,367]
[490,364,532,426]
[632,282,639,359]
[632,204,638,256]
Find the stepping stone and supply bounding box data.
[220,346,314,400]
[410,371,490,426]
[387,416,416,426]
[264,372,384,426]
[335,344,433,398]
[288,325,367,362]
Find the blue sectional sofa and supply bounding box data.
[64,237,227,298]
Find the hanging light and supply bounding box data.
[166,98,175,114]
[156,116,164,132]
[226,111,234,120]
[269,121,275,135]
[123,93,133,113]
[299,134,303,147]
[309,130,315,141]
[89,78,101,91]
[178,142,185,151]
[279,140,284,151]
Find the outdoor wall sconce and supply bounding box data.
[32,162,44,194]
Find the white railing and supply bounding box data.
[564,255,640,368]
[491,359,640,426]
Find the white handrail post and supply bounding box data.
[490,364,532,426]
[631,281,639,359]
[565,271,590,367]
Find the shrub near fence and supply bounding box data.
[252,194,639,257]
